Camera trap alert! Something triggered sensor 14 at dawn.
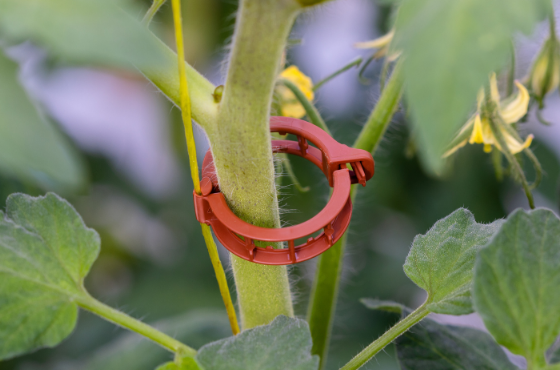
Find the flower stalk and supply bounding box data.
[313,57,362,91]
[277,78,330,135]
[487,105,535,209]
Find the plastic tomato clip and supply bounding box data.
[193,116,375,265]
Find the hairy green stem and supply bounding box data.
[140,34,218,134]
[143,0,167,25]
[354,60,404,152]
[212,0,302,329]
[76,295,195,356]
[492,148,504,182]
[307,186,356,369]
[340,304,429,370]
[307,60,404,369]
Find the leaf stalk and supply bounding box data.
[339,304,429,370]
[76,295,196,356]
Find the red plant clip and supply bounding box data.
[193,116,374,265]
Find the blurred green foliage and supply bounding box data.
[0,51,85,191]
[0,0,164,68]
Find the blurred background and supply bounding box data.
[0,0,559,369]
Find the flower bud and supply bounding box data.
[529,37,560,101]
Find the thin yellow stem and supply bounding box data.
[171,0,200,194]
[201,223,240,334]
[171,0,240,335]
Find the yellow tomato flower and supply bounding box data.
[278,66,314,118]
[354,30,400,61]
[444,74,533,157]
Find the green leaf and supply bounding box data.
[0,50,85,190]
[0,0,163,68]
[0,193,99,360]
[394,0,546,174]
[360,298,405,314]
[404,208,502,315]
[473,208,560,367]
[396,317,518,370]
[196,315,319,370]
[83,310,231,370]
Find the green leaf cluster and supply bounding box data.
[0,193,319,370]
[382,208,560,370]
[404,208,502,314]
[0,193,99,359]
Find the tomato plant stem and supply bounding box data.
[213,0,302,329]
[76,295,196,357]
[307,186,356,369]
[307,61,404,369]
[353,60,404,153]
[340,305,429,370]
[141,34,219,134]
